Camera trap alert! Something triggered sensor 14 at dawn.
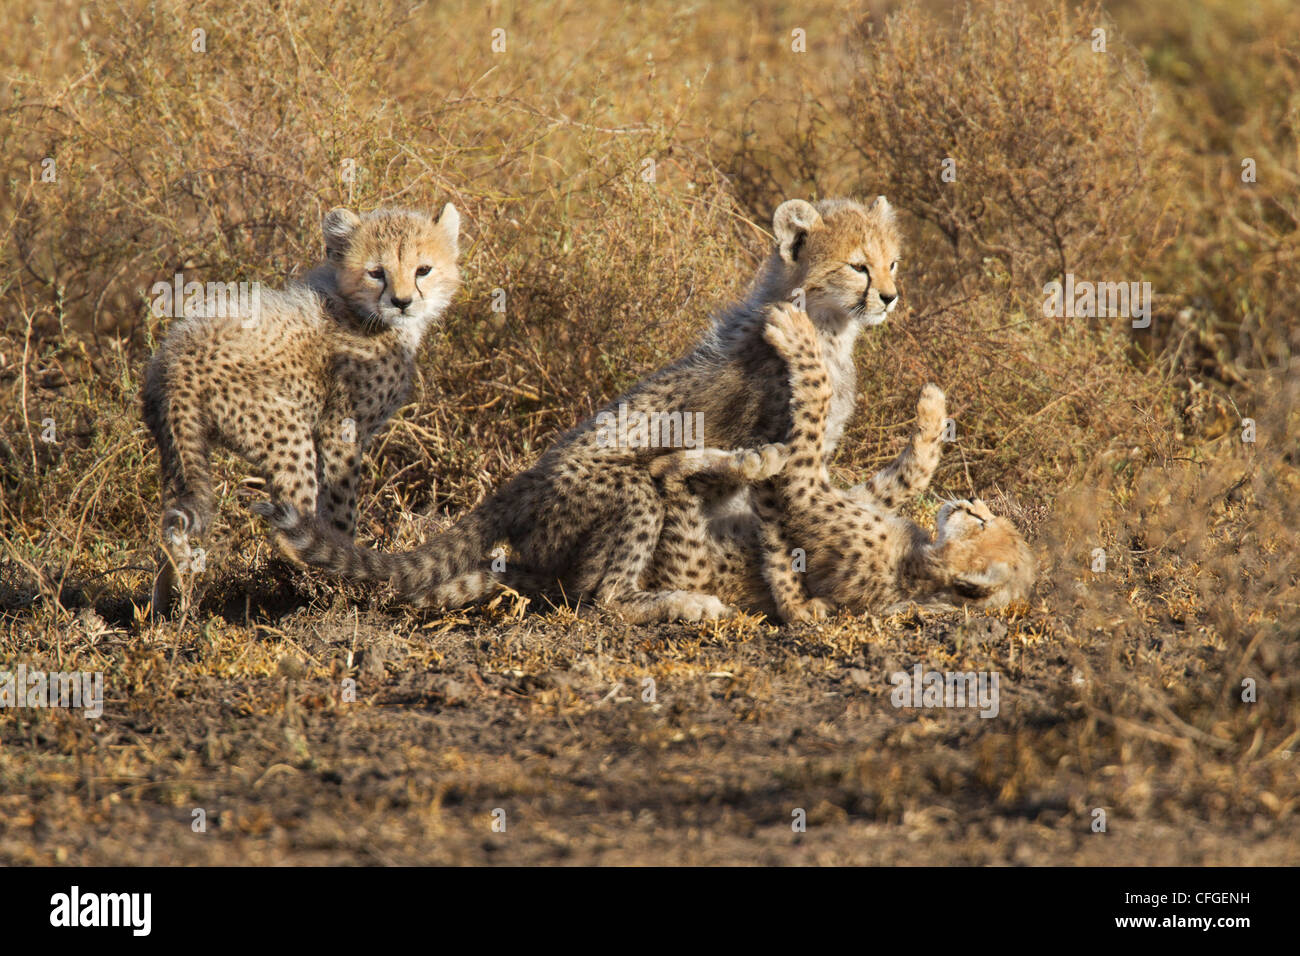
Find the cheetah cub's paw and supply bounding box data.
[671,591,735,622]
[734,442,790,481]
[249,499,300,530]
[761,302,813,356]
[161,501,205,545]
[916,384,946,441]
[783,596,835,624]
[161,510,190,549]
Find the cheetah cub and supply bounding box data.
[650,304,1035,621]
[142,204,461,614]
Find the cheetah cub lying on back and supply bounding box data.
[650,303,1035,621]
[142,203,461,614]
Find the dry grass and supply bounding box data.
[0,0,1296,864]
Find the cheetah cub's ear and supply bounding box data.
[773,199,824,264]
[436,203,461,258]
[868,195,896,225]
[322,208,361,262]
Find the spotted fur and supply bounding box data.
[143,204,460,614]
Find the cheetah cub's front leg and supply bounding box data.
[759,303,839,624]
[316,426,364,537]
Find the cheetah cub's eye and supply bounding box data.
[415,265,432,278]
[890,260,899,274]
[367,267,385,280]
[850,263,869,275]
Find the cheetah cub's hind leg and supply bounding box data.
[145,378,217,619]
[647,443,790,600]
[847,383,946,511]
[648,443,791,486]
[593,466,743,624]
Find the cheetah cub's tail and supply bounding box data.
[251,500,505,607]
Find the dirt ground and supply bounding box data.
[3,556,1295,866]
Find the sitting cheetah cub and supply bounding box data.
[142,203,461,614]
[650,303,1035,621]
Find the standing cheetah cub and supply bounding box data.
[649,303,1035,621]
[142,203,461,614]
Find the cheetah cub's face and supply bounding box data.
[773,196,902,327]
[932,498,1036,609]
[325,205,461,329]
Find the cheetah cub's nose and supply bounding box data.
[391,296,412,311]
[879,291,897,306]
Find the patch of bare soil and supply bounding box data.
[2,574,1294,865]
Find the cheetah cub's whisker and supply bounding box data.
[142,203,461,616]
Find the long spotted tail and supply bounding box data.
[252,499,506,606]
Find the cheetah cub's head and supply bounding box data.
[931,498,1036,609]
[323,204,461,330]
[772,196,902,328]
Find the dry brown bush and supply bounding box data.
[728,1,1172,506]
[733,2,1157,282]
[845,1,1153,285]
[1116,0,1300,378]
[1032,366,1300,800]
